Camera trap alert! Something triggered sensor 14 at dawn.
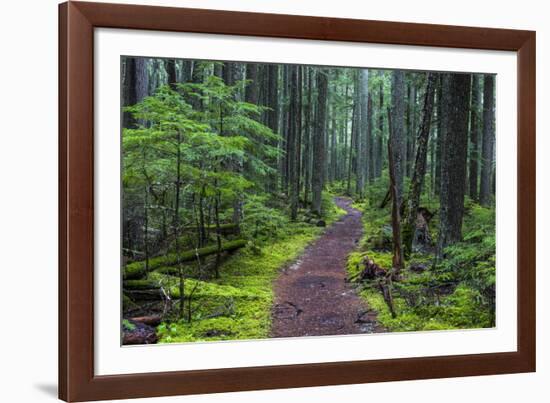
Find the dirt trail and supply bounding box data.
[271,197,380,338]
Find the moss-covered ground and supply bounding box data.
[345,174,496,332]
[150,192,346,343]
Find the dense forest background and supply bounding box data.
[121,57,496,344]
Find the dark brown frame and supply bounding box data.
[59,1,536,401]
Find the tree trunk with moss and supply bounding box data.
[437,73,472,256]
[404,73,437,255]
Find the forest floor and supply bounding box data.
[271,197,383,337]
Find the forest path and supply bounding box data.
[271,197,380,338]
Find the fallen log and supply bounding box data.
[124,289,164,302]
[156,251,231,277]
[130,315,162,327]
[123,279,160,290]
[123,239,247,280]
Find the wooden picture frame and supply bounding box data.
[59,1,536,401]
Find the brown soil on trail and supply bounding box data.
[271,197,382,338]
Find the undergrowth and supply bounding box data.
[346,173,496,332]
[154,192,346,343]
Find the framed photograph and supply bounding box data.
[59,1,535,401]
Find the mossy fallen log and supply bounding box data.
[130,315,162,327]
[123,239,247,280]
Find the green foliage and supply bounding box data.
[156,220,326,342]
[122,319,136,331]
[151,195,347,343]
[122,81,279,268]
[347,191,496,332]
[241,194,289,241]
[123,239,247,279]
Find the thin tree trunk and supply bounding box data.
[403,73,437,255]
[174,131,184,319]
[376,75,384,178]
[303,67,313,206]
[289,65,299,219]
[367,89,375,183]
[312,69,328,215]
[386,108,404,276]
[347,101,356,195]
[359,69,369,193]
[435,77,443,196]
[469,74,482,201]
[479,74,495,206]
[214,189,222,279]
[390,70,406,208]
[245,63,259,104]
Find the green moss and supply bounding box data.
[156,200,346,343]
[123,264,147,281]
[347,183,495,333]
[123,239,247,279]
[122,319,136,331]
[123,294,138,310]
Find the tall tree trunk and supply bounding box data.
[281,65,290,193]
[386,108,404,275]
[343,82,351,180]
[390,70,406,207]
[182,60,194,82]
[296,66,303,204]
[245,63,259,105]
[347,100,357,195]
[407,84,417,177]
[123,57,149,128]
[214,189,222,279]
[359,69,369,193]
[289,65,299,219]
[367,88,374,183]
[434,77,443,195]
[468,74,482,201]
[376,75,384,178]
[405,83,412,177]
[403,73,437,254]
[165,59,177,90]
[222,62,235,86]
[430,77,440,196]
[221,62,244,226]
[135,58,149,102]
[312,69,328,216]
[479,74,495,206]
[174,131,185,319]
[437,73,472,255]
[355,70,366,197]
[303,67,313,206]
[330,116,337,182]
[266,64,279,192]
